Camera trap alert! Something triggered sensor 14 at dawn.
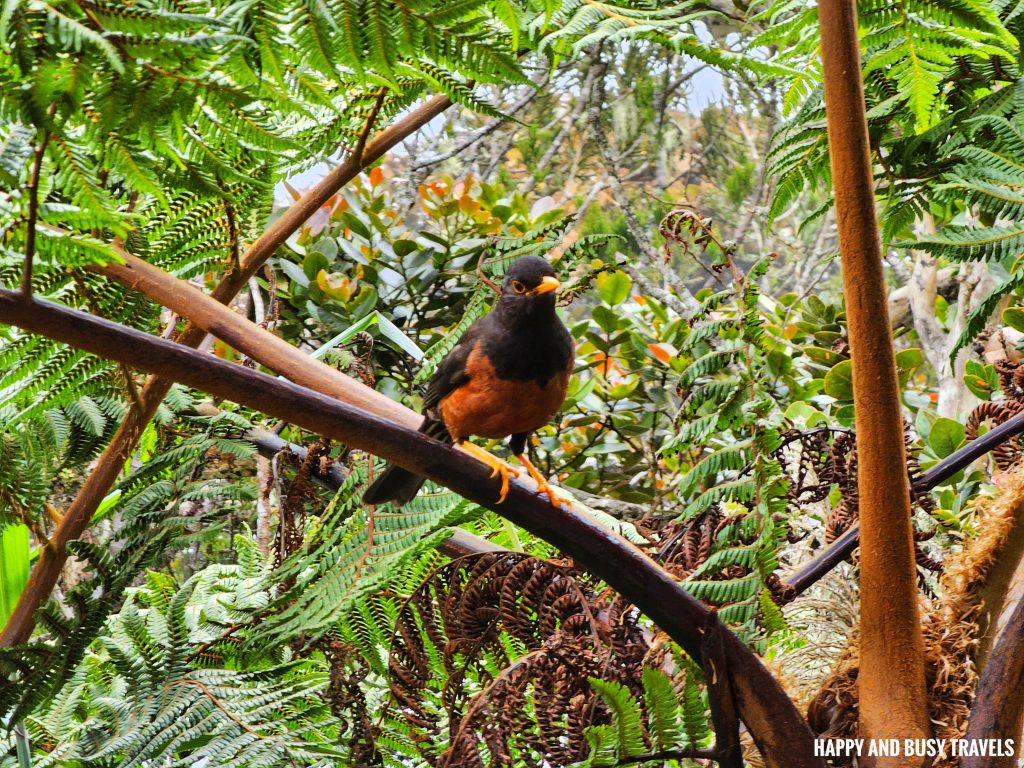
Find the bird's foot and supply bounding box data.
[516,454,574,510]
[459,441,520,503]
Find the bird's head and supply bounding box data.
[496,256,560,322]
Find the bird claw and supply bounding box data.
[517,454,574,510]
[459,442,520,503]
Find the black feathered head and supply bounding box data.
[494,256,560,323]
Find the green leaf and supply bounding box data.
[964,360,999,401]
[642,668,682,752]
[895,348,925,371]
[376,313,424,360]
[0,524,29,626]
[822,359,853,400]
[928,417,966,458]
[1002,307,1024,333]
[803,346,844,366]
[393,239,418,257]
[596,270,631,306]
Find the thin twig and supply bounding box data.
[586,50,699,313]
[412,74,546,172]
[21,130,51,299]
[351,89,389,165]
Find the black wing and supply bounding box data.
[421,317,489,416]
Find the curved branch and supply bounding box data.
[0,91,454,650]
[0,290,823,768]
[245,424,498,558]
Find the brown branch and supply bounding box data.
[0,290,823,768]
[0,92,453,650]
[21,130,51,298]
[237,93,451,276]
[351,89,388,165]
[703,611,743,768]
[96,246,421,430]
[961,593,1024,768]
[244,423,499,559]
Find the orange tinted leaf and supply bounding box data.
[647,343,677,364]
[331,197,349,219]
[316,270,352,300]
[369,166,384,186]
[458,194,480,214]
[633,294,647,305]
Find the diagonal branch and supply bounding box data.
[0,92,453,650]
[96,245,422,429]
[243,420,499,558]
[781,410,1024,599]
[0,289,823,767]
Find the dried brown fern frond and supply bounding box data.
[385,552,654,767]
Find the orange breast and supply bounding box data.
[440,345,572,441]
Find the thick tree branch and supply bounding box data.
[703,611,743,768]
[818,0,930,754]
[1,92,454,650]
[961,593,1024,768]
[0,289,823,768]
[97,246,421,429]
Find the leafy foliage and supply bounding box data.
[12,543,345,767]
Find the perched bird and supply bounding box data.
[363,255,574,507]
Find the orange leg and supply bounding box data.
[458,441,520,503]
[516,453,572,509]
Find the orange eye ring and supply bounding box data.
[510,280,526,294]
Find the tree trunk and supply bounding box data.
[816,0,931,762]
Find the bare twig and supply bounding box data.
[411,74,546,172]
[21,130,51,299]
[586,52,698,313]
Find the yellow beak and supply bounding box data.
[529,275,560,296]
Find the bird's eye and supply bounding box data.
[511,280,526,294]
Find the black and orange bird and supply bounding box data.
[363,256,574,507]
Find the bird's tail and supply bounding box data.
[362,464,426,506]
[362,418,451,506]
